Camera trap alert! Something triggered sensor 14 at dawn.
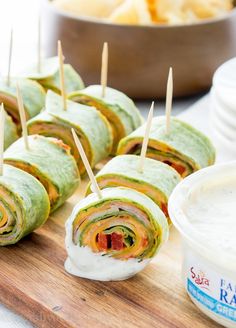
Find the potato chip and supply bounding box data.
[108,0,152,25]
[53,0,234,25]
[146,0,233,24]
[146,0,184,23]
[183,0,233,19]
[53,0,124,18]
[108,0,139,24]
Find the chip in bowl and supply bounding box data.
[183,0,233,19]
[108,0,152,25]
[53,0,234,24]
[53,0,124,18]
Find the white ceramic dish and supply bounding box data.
[213,86,236,114]
[210,58,236,154]
[211,113,236,141]
[211,90,236,125]
[212,117,236,143]
[213,104,236,132]
[213,127,236,155]
[213,57,236,90]
[210,97,236,141]
[168,162,236,328]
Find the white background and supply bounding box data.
[0,0,43,76]
[0,1,40,326]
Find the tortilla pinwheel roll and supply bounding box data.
[69,85,143,152]
[65,187,168,281]
[0,78,45,128]
[21,57,84,94]
[117,117,216,177]
[86,154,181,220]
[27,91,113,175]
[4,113,18,150]
[4,135,80,212]
[0,165,50,246]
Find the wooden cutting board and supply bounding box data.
[0,180,222,328]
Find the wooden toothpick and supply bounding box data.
[165,67,173,134]
[37,16,42,73]
[138,101,154,173]
[71,129,102,199]
[101,42,108,98]
[58,40,67,110]
[17,84,29,150]
[7,29,13,86]
[0,104,5,176]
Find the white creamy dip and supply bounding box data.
[183,175,236,258]
[65,246,150,282]
[169,162,236,328]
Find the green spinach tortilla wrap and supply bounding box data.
[0,78,45,128]
[0,164,50,246]
[27,91,113,175]
[69,85,143,153]
[4,135,80,212]
[117,116,216,177]
[4,113,18,150]
[86,154,181,222]
[65,187,168,281]
[21,57,84,94]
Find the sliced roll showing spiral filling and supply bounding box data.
[4,135,80,212]
[0,165,50,246]
[69,85,143,153]
[117,116,216,177]
[21,57,84,94]
[65,187,168,281]
[0,78,45,128]
[4,112,18,150]
[86,155,181,222]
[27,91,113,175]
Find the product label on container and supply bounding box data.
[185,249,236,323]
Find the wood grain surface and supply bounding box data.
[0,180,223,328]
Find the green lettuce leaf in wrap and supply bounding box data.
[4,135,80,212]
[65,187,168,281]
[27,91,113,175]
[21,57,84,94]
[69,85,143,153]
[0,77,45,128]
[4,112,18,150]
[0,164,50,246]
[86,154,181,222]
[117,116,216,177]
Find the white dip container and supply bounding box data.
[168,162,236,328]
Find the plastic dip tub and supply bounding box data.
[168,162,236,327]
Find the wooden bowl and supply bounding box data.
[43,1,236,99]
